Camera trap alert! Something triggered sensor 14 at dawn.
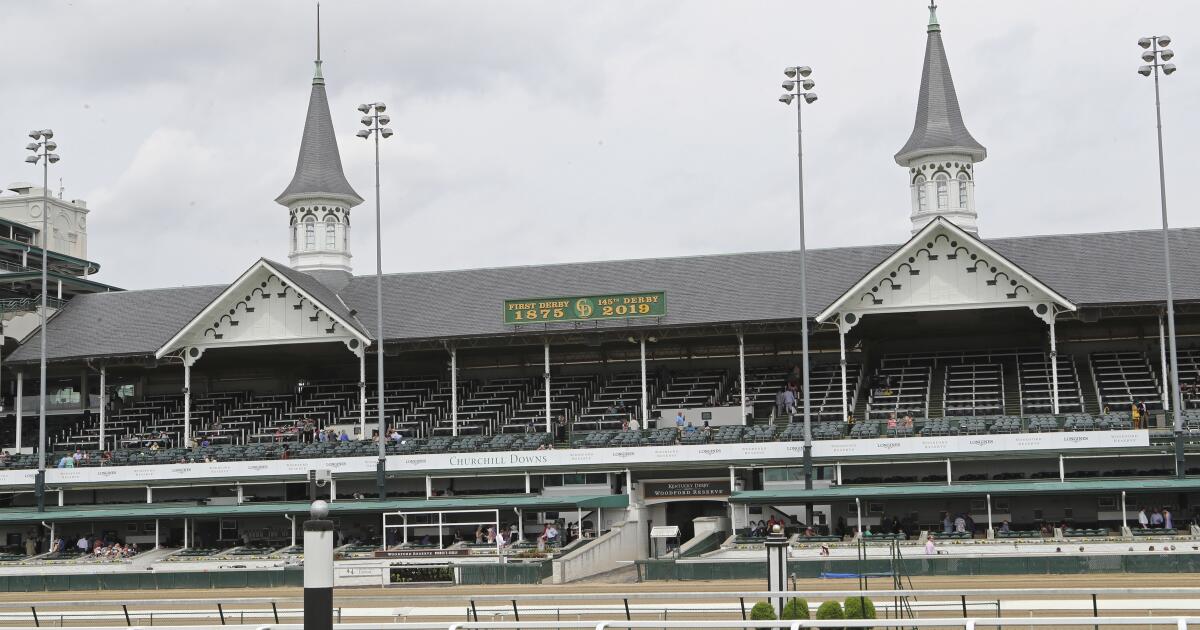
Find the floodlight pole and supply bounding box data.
[791,86,814,494]
[24,132,56,513]
[1144,37,1185,476]
[358,104,391,500]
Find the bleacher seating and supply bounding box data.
[1019,354,1084,414]
[943,363,1003,417]
[655,370,726,409]
[1090,352,1162,412]
[865,359,932,421]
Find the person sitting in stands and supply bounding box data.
[1150,508,1165,529]
[684,422,696,435]
[1163,507,1174,530]
[954,515,967,533]
[675,412,686,429]
[702,420,712,436]
[149,442,160,452]
[629,417,640,431]
[887,414,897,430]
[338,430,350,442]
[767,516,778,532]
[1000,520,1011,534]
[1131,401,1141,429]
[475,526,484,544]
[621,418,629,431]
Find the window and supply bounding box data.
[957,172,969,207]
[935,173,949,209]
[915,176,927,211]
[304,218,315,249]
[324,217,337,249]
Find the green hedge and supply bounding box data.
[638,553,1200,581]
[457,561,550,585]
[0,569,303,592]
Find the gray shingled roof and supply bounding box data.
[8,285,225,363]
[275,78,363,206]
[9,227,1199,363]
[894,8,986,165]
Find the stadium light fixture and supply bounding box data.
[778,65,819,511]
[1137,34,1185,477]
[357,101,393,501]
[24,129,59,512]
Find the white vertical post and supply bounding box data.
[154,519,160,550]
[183,518,189,550]
[450,345,458,437]
[1049,318,1060,415]
[303,503,334,630]
[1121,490,1127,529]
[291,516,297,547]
[737,331,747,425]
[438,512,444,549]
[854,497,862,536]
[15,372,22,451]
[835,462,843,485]
[1159,314,1170,412]
[945,459,952,486]
[839,324,849,420]
[425,475,432,498]
[544,341,552,433]
[98,365,106,452]
[986,493,993,537]
[524,472,531,494]
[1059,454,1065,482]
[359,352,366,440]
[183,360,191,449]
[639,336,649,426]
[146,486,152,503]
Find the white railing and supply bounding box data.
[42,619,1200,630]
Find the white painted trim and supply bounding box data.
[816,218,1076,323]
[154,259,370,358]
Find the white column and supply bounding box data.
[1159,314,1170,412]
[854,497,862,536]
[56,279,62,300]
[425,475,432,499]
[1121,490,1127,528]
[154,519,160,550]
[359,352,367,440]
[15,372,22,451]
[450,346,458,437]
[183,361,192,449]
[146,486,152,503]
[98,365,106,452]
[639,336,649,426]
[1049,318,1060,415]
[986,493,993,537]
[183,518,189,550]
[737,332,747,425]
[543,341,551,433]
[524,472,531,494]
[839,324,849,420]
[1058,454,1065,482]
[945,459,952,486]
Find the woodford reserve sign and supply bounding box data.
[642,480,731,499]
[503,291,665,324]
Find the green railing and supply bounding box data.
[0,568,302,592]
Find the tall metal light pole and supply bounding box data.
[1137,36,1184,476]
[24,130,59,513]
[779,69,818,501]
[357,103,393,500]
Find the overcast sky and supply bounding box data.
[1,1,1197,290]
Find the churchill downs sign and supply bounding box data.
[504,291,666,324]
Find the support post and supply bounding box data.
[1121,490,1127,530]
[946,458,952,486]
[182,360,191,450]
[737,331,747,425]
[639,335,649,427]
[450,345,458,437]
[303,501,334,630]
[1059,454,1065,483]
[544,340,552,434]
[183,517,189,550]
[1049,318,1060,415]
[15,372,22,451]
[986,493,993,538]
[358,352,366,440]
[98,365,106,452]
[839,324,849,420]
[1160,314,1170,412]
[854,497,862,536]
[765,524,789,618]
[154,519,159,550]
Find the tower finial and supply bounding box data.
[927,1,940,32]
[313,2,324,83]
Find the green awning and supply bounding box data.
[0,493,628,524]
[731,478,1200,504]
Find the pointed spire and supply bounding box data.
[276,7,362,207]
[894,3,986,165]
[927,1,939,32]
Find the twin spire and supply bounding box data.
[894,1,986,165]
[275,3,361,207]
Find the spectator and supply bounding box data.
[1150,508,1164,529]
[620,418,629,431]
[999,520,1011,534]
[338,430,350,442]
[76,535,89,554]
[1138,400,1149,426]
[887,414,897,430]
[675,412,686,429]
[954,514,967,533]
[925,536,936,555]
[1131,401,1141,429]
[903,414,914,428]
[702,420,712,437]
[474,526,484,544]
[629,417,640,431]
[942,513,953,534]
[1138,507,1149,530]
[1163,507,1174,530]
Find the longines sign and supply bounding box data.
[0,430,1148,487]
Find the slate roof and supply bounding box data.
[894,6,986,164]
[9,227,1200,364]
[275,74,362,206]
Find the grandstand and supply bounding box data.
[0,3,1196,590]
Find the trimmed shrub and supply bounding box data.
[844,595,877,628]
[816,600,845,626]
[781,597,810,620]
[749,601,776,620]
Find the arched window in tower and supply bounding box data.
[324,216,337,249]
[957,172,969,207]
[935,173,949,209]
[304,217,316,250]
[915,175,928,212]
